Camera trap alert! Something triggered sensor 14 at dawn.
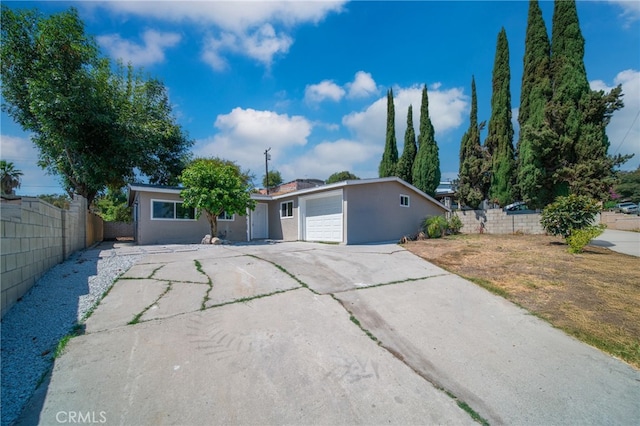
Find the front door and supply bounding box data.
[251,203,268,239]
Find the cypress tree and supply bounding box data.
[396,105,417,184]
[516,0,554,208]
[548,0,590,197]
[379,88,398,177]
[458,76,489,208]
[412,84,440,196]
[485,28,516,206]
[549,0,626,200]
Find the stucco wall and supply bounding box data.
[345,181,446,244]
[268,195,299,241]
[133,191,248,244]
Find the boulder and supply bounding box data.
[201,234,212,244]
[210,237,222,245]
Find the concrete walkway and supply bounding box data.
[18,242,640,425]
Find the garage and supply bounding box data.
[301,190,343,242]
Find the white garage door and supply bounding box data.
[303,193,343,242]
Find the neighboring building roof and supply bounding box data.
[258,178,325,196]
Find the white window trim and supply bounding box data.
[150,198,197,221]
[280,201,294,219]
[217,211,235,221]
[400,194,410,207]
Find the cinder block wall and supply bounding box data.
[454,209,545,234]
[1,196,102,317]
[103,221,134,240]
[601,212,640,231]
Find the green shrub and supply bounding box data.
[566,225,606,253]
[423,216,448,238]
[540,194,601,238]
[448,215,463,234]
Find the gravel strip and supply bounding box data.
[1,243,143,426]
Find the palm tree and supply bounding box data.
[1,160,24,195]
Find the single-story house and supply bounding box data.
[128,177,449,245]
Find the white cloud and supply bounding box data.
[607,1,640,24]
[590,69,640,170]
[304,80,346,103]
[194,107,312,175]
[95,1,346,31]
[97,30,181,66]
[306,71,378,103]
[343,84,468,152]
[193,82,468,183]
[203,24,293,70]
[346,71,378,99]
[0,134,64,195]
[94,1,346,69]
[280,139,379,180]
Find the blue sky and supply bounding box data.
[2,0,639,196]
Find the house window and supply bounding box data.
[400,195,410,207]
[152,200,195,220]
[280,201,294,218]
[218,211,234,221]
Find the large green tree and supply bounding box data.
[613,168,640,203]
[94,188,132,222]
[516,0,553,208]
[458,77,489,208]
[262,170,283,189]
[0,6,192,204]
[412,85,440,196]
[379,88,398,177]
[485,28,516,206]
[326,171,359,184]
[396,105,417,184]
[180,158,255,237]
[547,0,627,201]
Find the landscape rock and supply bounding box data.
[201,234,212,244]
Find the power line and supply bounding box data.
[613,109,640,155]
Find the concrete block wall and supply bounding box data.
[103,221,134,240]
[454,209,544,234]
[601,211,640,231]
[1,195,103,317]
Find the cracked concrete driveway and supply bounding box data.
[19,242,640,425]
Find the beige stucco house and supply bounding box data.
[128,177,449,245]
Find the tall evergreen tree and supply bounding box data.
[548,0,626,201]
[516,0,553,208]
[458,76,489,208]
[412,85,440,196]
[396,105,417,184]
[547,0,590,198]
[379,88,398,177]
[485,28,516,206]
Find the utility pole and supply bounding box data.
[264,147,271,194]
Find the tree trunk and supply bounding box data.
[206,211,218,237]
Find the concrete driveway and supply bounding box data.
[19,242,640,425]
[591,228,640,257]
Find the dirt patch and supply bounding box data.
[403,234,640,369]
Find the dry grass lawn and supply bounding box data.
[403,234,640,369]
